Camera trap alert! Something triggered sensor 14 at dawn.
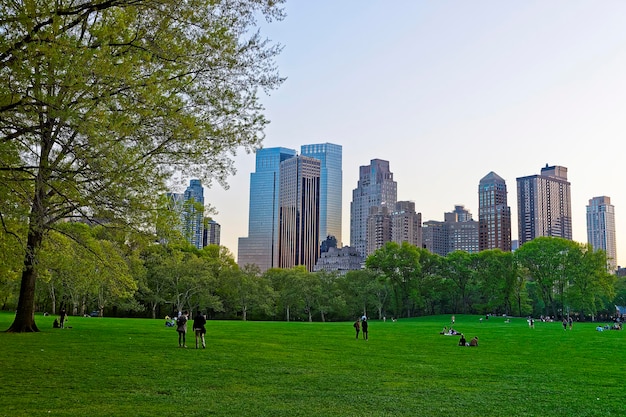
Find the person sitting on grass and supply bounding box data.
[458,334,467,346]
[469,336,479,347]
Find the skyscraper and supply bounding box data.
[238,147,297,271]
[183,179,204,249]
[517,164,572,245]
[478,171,511,252]
[350,159,397,257]
[278,155,321,271]
[587,196,617,271]
[300,143,342,246]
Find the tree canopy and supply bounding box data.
[1,0,285,332]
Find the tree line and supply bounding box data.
[1,222,624,323]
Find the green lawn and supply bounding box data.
[0,312,624,417]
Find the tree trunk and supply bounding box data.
[7,228,43,332]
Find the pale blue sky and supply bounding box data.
[200,1,626,266]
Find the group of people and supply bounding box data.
[173,311,207,349]
[353,315,369,340]
[440,326,461,335]
[458,334,479,347]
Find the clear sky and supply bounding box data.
[199,1,626,267]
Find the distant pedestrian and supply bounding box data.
[568,316,573,330]
[361,317,369,341]
[193,311,207,349]
[451,315,455,325]
[562,318,567,330]
[353,318,361,339]
[59,308,67,329]
[177,311,188,348]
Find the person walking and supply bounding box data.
[177,311,188,348]
[353,318,361,340]
[361,317,369,341]
[193,311,207,349]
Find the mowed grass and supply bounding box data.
[0,313,624,417]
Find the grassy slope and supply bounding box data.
[0,313,624,417]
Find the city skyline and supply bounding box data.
[201,2,626,267]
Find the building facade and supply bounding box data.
[478,171,511,252]
[366,205,392,256]
[422,205,478,256]
[516,164,572,245]
[391,201,422,249]
[238,147,297,271]
[300,143,342,246]
[350,159,397,257]
[203,219,221,246]
[314,246,364,274]
[278,155,321,271]
[183,179,205,249]
[587,196,617,271]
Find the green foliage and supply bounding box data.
[1,0,285,331]
[1,312,624,416]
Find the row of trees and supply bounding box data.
[1,219,624,324]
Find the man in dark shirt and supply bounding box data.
[193,311,207,349]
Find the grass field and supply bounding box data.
[0,312,624,417]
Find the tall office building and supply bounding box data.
[301,143,342,246]
[391,201,422,248]
[478,172,511,251]
[587,196,617,271]
[183,179,205,249]
[238,147,297,271]
[350,159,397,257]
[517,164,572,245]
[278,155,321,271]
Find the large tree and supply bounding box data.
[1,0,284,332]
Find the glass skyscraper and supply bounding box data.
[238,147,297,271]
[183,179,205,249]
[300,143,342,246]
[587,196,617,271]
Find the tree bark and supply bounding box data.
[7,228,42,332]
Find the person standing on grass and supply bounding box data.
[568,316,573,330]
[562,318,567,330]
[59,307,67,329]
[193,311,207,349]
[353,318,361,339]
[361,317,369,341]
[177,311,189,348]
